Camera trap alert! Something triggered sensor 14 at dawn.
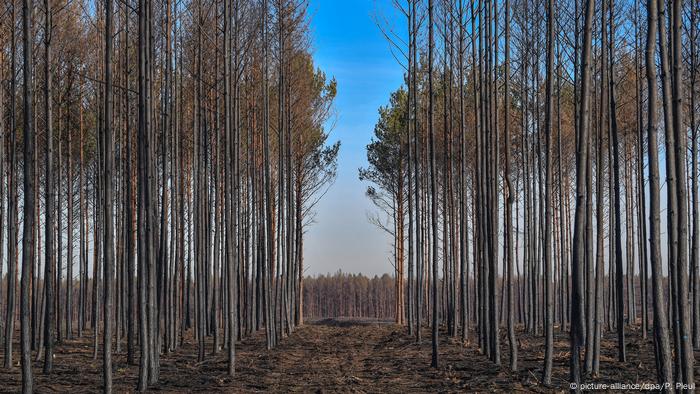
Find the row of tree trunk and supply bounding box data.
[0,0,339,392]
[364,0,699,389]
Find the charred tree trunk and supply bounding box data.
[570,0,594,387]
[645,0,673,385]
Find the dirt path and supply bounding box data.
[1,320,694,392]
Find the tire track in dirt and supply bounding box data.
[261,323,381,392]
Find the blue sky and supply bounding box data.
[303,0,405,277]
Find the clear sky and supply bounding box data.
[303,0,405,277]
[300,0,670,279]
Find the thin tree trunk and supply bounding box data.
[542,0,554,384]
[570,0,594,387]
[137,0,151,388]
[504,0,516,372]
[42,0,55,372]
[20,0,36,388]
[670,0,695,385]
[103,0,115,388]
[690,0,700,350]
[645,0,673,385]
[427,0,439,369]
[412,0,422,344]
[4,0,18,370]
[606,0,626,363]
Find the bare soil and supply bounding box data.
[0,321,695,392]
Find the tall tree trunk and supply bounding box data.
[427,0,439,370]
[570,0,594,387]
[66,83,74,341]
[690,0,700,350]
[542,0,554,384]
[42,0,55,372]
[504,0,516,373]
[103,0,115,389]
[670,0,694,384]
[79,90,87,338]
[262,0,276,350]
[412,0,422,344]
[592,4,607,370]
[607,0,626,363]
[4,0,18,370]
[633,0,649,339]
[406,0,415,337]
[223,0,237,376]
[20,0,36,388]
[123,4,136,364]
[656,0,682,379]
[0,22,5,367]
[137,0,151,388]
[645,0,673,385]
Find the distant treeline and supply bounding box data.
[303,272,396,319]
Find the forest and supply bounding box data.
[0,0,699,391]
[356,0,700,390]
[0,0,342,391]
